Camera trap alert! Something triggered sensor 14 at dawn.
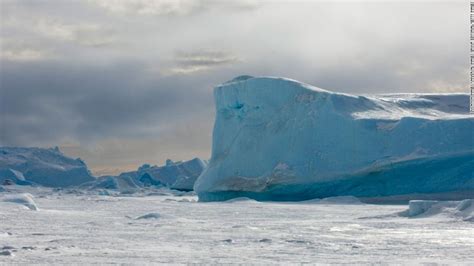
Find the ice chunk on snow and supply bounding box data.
[407,200,439,216]
[401,199,474,221]
[194,76,474,201]
[1,193,39,211]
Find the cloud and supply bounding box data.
[0,59,218,174]
[0,48,45,61]
[89,0,261,16]
[0,37,53,61]
[1,2,117,50]
[33,19,116,47]
[176,51,239,66]
[90,0,204,16]
[6,17,117,47]
[164,50,240,75]
[0,58,216,156]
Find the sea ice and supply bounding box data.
[0,187,472,264]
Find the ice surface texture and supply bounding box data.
[2,189,473,263]
[0,147,94,187]
[195,76,474,201]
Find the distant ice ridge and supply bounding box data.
[194,76,474,201]
[0,147,94,187]
[81,158,207,192]
[0,145,207,191]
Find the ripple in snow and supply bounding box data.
[225,197,258,203]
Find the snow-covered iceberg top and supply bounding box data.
[0,147,94,187]
[194,76,474,201]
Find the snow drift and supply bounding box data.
[1,193,39,211]
[0,147,94,187]
[194,76,474,201]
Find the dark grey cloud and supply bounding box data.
[1,60,214,143]
[0,57,218,173]
[0,0,468,174]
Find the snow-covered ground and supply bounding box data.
[1,187,472,264]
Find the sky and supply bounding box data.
[0,0,469,175]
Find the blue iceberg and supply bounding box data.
[194,76,474,201]
[81,157,207,191]
[0,147,94,187]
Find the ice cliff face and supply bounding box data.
[194,76,474,201]
[0,147,94,187]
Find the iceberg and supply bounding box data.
[0,168,34,186]
[194,76,474,201]
[80,175,141,191]
[0,147,94,187]
[82,157,207,191]
[118,158,206,188]
[170,158,208,191]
